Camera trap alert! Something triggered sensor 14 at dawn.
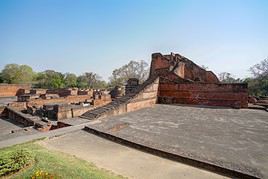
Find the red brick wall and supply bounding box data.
[0,84,31,97]
[46,88,78,97]
[158,82,248,108]
[182,63,219,83]
[127,77,159,112]
[57,105,93,120]
[27,95,91,107]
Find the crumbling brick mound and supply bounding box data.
[150,53,219,83]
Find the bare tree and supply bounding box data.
[250,58,268,77]
[218,72,242,83]
[109,60,149,87]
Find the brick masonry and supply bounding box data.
[158,82,248,108]
[152,53,248,108]
[27,95,92,107]
[80,76,159,120]
[150,53,219,83]
[0,84,31,97]
[81,52,248,120]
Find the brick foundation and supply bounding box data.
[0,84,31,97]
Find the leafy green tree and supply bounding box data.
[109,60,149,87]
[94,80,107,89]
[1,64,34,84]
[64,73,77,87]
[77,75,88,88]
[244,77,268,96]
[36,70,65,89]
[0,73,3,83]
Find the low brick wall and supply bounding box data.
[28,95,92,107]
[46,88,78,97]
[158,82,248,108]
[92,97,111,107]
[126,78,159,112]
[6,107,52,131]
[57,105,93,120]
[0,84,31,97]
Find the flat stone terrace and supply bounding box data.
[0,117,39,141]
[0,96,17,106]
[85,104,268,178]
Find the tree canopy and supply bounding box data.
[246,58,268,96]
[64,73,77,88]
[250,58,268,77]
[35,70,65,89]
[109,60,149,87]
[77,72,107,89]
[1,64,34,84]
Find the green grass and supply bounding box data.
[0,141,124,179]
[0,148,33,176]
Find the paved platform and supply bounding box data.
[85,104,268,178]
[0,96,17,106]
[39,130,228,179]
[0,118,40,141]
[58,117,91,126]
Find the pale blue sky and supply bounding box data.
[0,0,267,80]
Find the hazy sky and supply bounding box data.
[0,0,267,80]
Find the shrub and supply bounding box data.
[0,148,33,176]
[31,169,61,179]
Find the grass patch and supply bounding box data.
[0,142,123,179]
[0,148,33,176]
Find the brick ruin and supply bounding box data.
[80,52,248,121]
[0,87,111,131]
[151,53,248,108]
[0,84,31,97]
[0,52,250,131]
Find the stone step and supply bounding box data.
[81,75,158,120]
[81,113,98,120]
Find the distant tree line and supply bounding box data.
[0,60,149,90]
[218,58,268,96]
[1,58,267,96]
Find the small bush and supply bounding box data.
[0,148,33,176]
[31,169,61,179]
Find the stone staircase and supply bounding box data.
[80,75,159,120]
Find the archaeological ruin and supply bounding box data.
[0,52,267,179]
[0,52,262,131]
[80,52,249,121]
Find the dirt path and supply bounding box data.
[39,130,229,179]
